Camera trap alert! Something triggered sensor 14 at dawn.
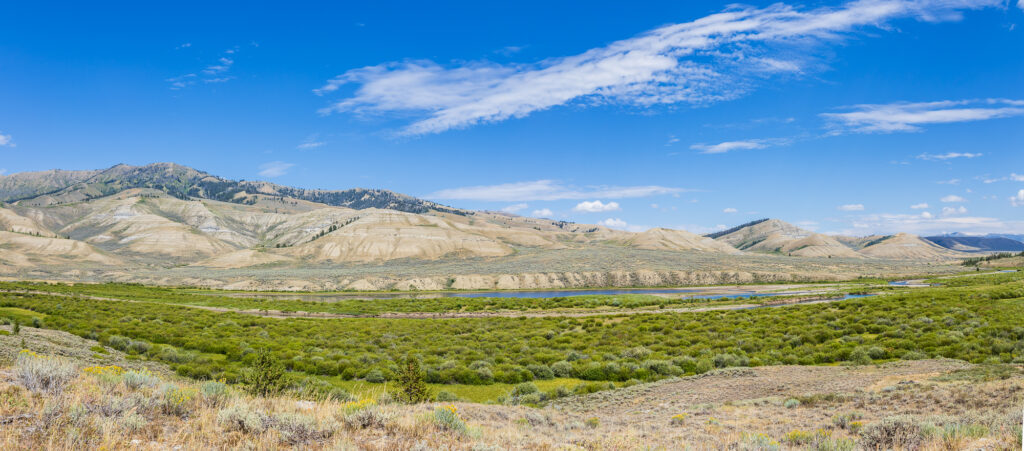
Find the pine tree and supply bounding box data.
[244,349,286,396]
[396,357,431,404]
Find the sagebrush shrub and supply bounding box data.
[433,405,468,434]
[860,416,923,450]
[15,350,76,394]
[218,404,268,434]
[123,369,159,390]
[200,380,230,406]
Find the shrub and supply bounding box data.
[739,432,780,450]
[342,404,390,429]
[244,349,286,396]
[433,405,468,435]
[218,404,268,434]
[364,369,386,383]
[713,353,749,368]
[395,358,431,404]
[860,416,923,450]
[11,320,19,335]
[585,417,600,429]
[527,364,554,380]
[783,429,813,445]
[620,346,651,360]
[436,390,460,402]
[123,369,160,390]
[15,350,76,394]
[670,413,688,426]
[783,398,800,409]
[832,411,863,430]
[128,339,152,355]
[551,360,573,377]
[273,413,334,444]
[848,347,871,365]
[200,380,231,406]
[160,384,195,416]
[106,335,131,351]
[121,412,147,433]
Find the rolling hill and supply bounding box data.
[0,163,975,289]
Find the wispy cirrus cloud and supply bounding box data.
[0,132,13,147]
[917,152,982,160]
[258,161,294,178]
[982,173,1024,183]
[822,99,1024,133]
[691,137,792,154]
[837,204,865,211]
[428,180,689,202]
[317,0,1000,135]
[845,212,1024,235]
[168,47,242,89]
[692,139,766,154]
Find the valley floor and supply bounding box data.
[0,329,1020,450]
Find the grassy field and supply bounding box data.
[0,270,1021,396]
[0,280,869,315]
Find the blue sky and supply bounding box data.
[1,0,1022,236]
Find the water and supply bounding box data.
[214,289,872,302]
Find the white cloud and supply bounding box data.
[838,204,864,211]
[317,0,1001,135]
[176,43,191,50]
[573,200,621,212]
[822,99,1024,133]
[845,212,1024,235]
[297,141,325,149]
[0,133,13,147]
[920,211,933,219]
[258,161,295,178]
[936,178,961,185]
[941,194,966,202]
[910,203,929,209]
[722,207,738,213]
[531,208,554,218]
[917,152,982,160]
[500,203,528,213]
[598,218,628,228]
[429,180,688,201]
[1012,189,1024,207]
[1019,0,1024,11]
[983,173,1024,183]
[941,205,967,216]
[691,140,767,154]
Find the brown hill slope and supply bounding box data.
[859,233,967,260]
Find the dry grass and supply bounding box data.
[2,350,1023,450]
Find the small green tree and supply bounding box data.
[396,357,431,404]
[11,320,20,335]
[244,349,286,396]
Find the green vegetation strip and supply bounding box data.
[0,281,865,315]
[0,271,1021,397]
